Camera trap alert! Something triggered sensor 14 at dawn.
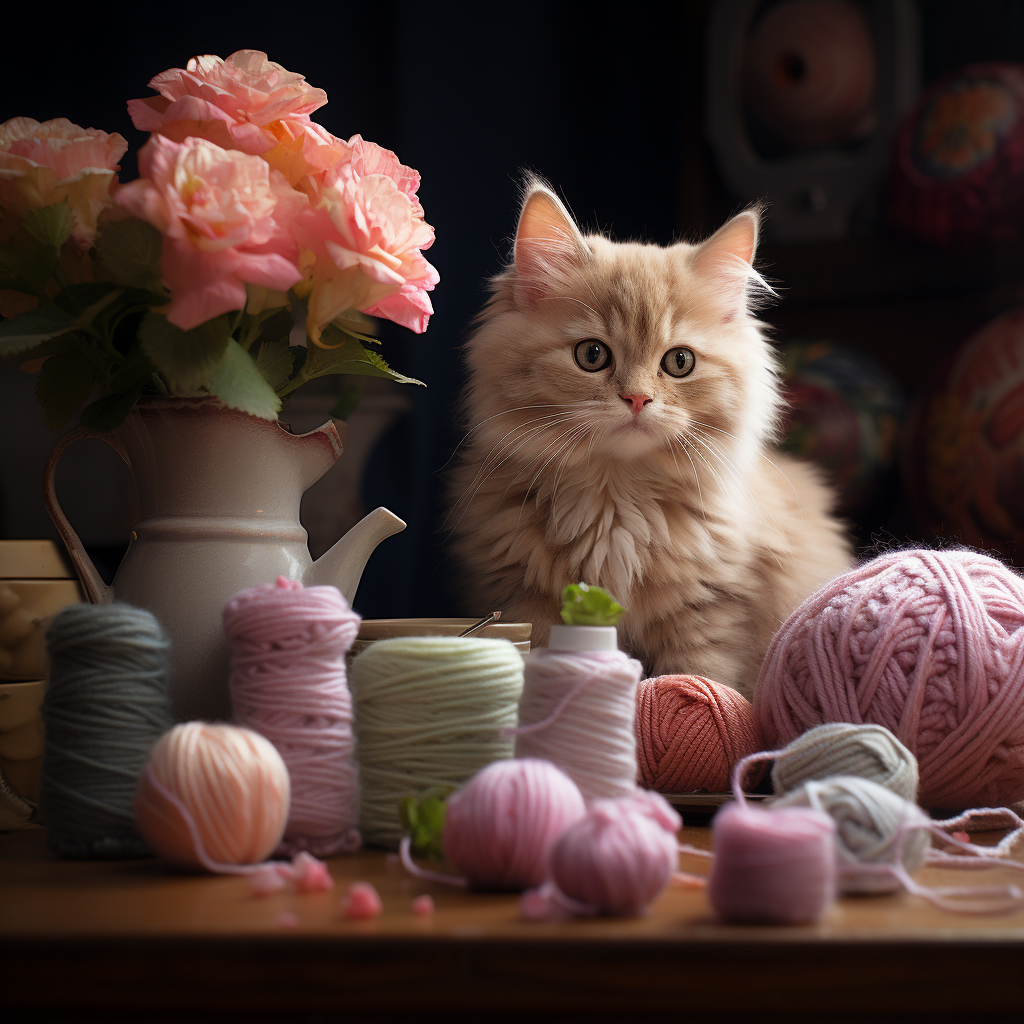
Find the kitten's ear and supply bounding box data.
[689,208,765,317]
[513,180,589,308]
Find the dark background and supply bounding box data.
[4,1,1024,617]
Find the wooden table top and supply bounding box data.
[4,823,1024,1018]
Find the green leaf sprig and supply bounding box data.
[398,787,451,863]
[559,582,625,626]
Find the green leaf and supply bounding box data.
[253,335,297,393]
[399,787,451,863]
[0,243,59,296]
[53,282,121,318]
[560,582,625,626]
[23,202,73,251]
[138,311,230,392]
[34,346,103,431]
[0,304,79,358]
[253,307,295,349]
[299,324,424,388]
[95,218,164,291]
[330,383,362,420]
[207,339,281,420]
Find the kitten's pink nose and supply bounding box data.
[620,393,653,417]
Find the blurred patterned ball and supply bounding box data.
[779,340,906,515]
[888,62,1024,246]
[904,306,1024,559]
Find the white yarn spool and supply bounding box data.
[349,636,524,849]
[513,648,642,801]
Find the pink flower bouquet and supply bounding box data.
[0,50,438,429]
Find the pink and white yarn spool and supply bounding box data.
[224,577,361,857]
[513,647,643,801]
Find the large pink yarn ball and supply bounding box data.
[443,758,586,890]
[755,548,1024,810]
[550,791,682,915]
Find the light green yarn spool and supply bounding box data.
[350,636,525,850]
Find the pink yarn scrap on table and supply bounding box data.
[755,548,1024,809]
[225,576,362,857]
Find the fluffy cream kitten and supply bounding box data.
[449,179,851,697]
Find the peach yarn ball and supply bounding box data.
[755,548,1024,809]
[134,722,291,869]
[635,675,766,792]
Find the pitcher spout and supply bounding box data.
[306,507,406,603]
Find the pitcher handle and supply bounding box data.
[42,427,128,604]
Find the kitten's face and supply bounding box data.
[463,184,781,484]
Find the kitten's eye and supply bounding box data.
[574,339,612,372]
[662,347,696,378]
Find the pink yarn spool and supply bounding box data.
[708,800,837,924]
[547,791,682,915]
[443,758,587,890]
[224,577,361,856]
[635,675,766,792]
[755,548,1024,809]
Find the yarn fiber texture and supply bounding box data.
[515,649,642,802]
[771,723,919,802]
[225,577,361,857]
[41,603,172,859]
[351,636,524,849]
[549,790,683,916]
[134,721,291,869]
[755,548,1024,809]
[443,758,586,890]
[773,775,932,894]
[635,675,766,793]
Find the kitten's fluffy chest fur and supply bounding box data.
[450,181,851,697]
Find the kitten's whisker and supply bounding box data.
[551,426,590,511]
[690,418,802,509]
[669,437,706,522]
[441,404,578,470]
[514,425,590,537]
[444,415,579,532]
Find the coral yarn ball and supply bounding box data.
[755,548,1024,809]
[443,758,586,890]
[134,722,291,869]
[888,62,1024,246]
[635,675,766,792]
[905,307,1024,560]
[551,792,682,915]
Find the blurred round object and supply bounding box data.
[780,341,906,515]
[905,306,1024,558]
[888,62,1024,246]
[743,0,877,149]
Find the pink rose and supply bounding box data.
[0,117,127,249]
[129,51,328,168]
[292,136,439,341]
[115,134,305,329]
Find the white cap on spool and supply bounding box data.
[547,624,618,652]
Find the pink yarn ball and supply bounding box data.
[549,791,682,915]
[755,548,1024,810]
[708,801,837,924]
[134,722,290,869]
[443,758,586,890]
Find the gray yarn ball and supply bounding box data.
[771,722,919,803]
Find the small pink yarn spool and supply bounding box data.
[755,548,1024,810]
[134,721,290,870]
[224,577,361,857]
[443,758,587,890]
[547,791,682,916]
[708,800,837,924]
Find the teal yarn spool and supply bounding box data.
[41,603,172,858]
[350,636,525,850]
